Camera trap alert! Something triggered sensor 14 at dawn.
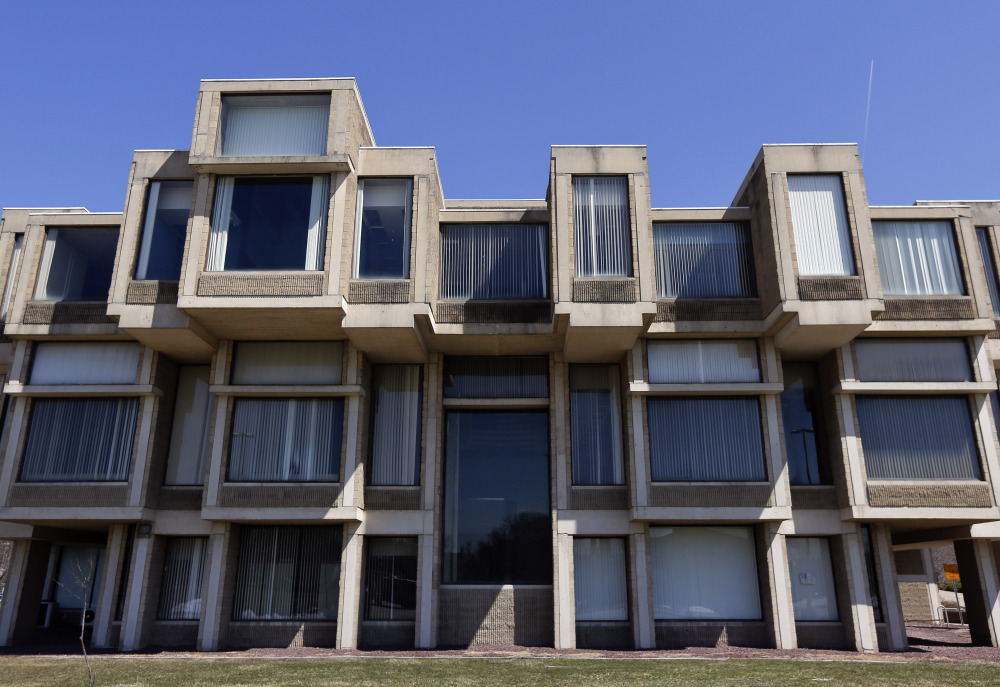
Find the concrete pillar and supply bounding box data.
[198,522,231,651]
[630,529,654,649]
[337,523,362,649]
[414,533,435,648]
[954,539,1000,647]
[871,524,906,651]
[759,523,796,649]
[0,539,50,646]
[841,525,877,652]
[91,525,127,648]
[554,532,575,649]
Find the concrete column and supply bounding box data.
[760,523,796,649]
[121,534,153,651]
[414,533,435,648]
[630,529,655,649]
[0,539,51,646]
[554,532,575,649]
[871,524,906,651]
[91,525,127,648]
[198,522,231,651]
[841,525,877,652]
[954,539,1000,647]
[337,523,363,649]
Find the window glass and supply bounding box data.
[164,366,212,486]
[856,396,981,480]
[977,228,1000,316]
[781,363,829,485]
[158,537,207,620]
[30,342,141,385]
[21,399,138,481]
[872,221,964,296]
[227,398,343,482]
[573,176,632,277]
[114,525,135,621]
[647,340,760,383]
[570,365,623,485]
[653,222,757,298]
[232,341,343,385]
[443,412,550,584]
[355,179,412,279]
[648,397,765,481]
[1,234,24,321]
[650,526,761,620]
[364,537,417,621]
[135,181,192,280]
[574,538,628,621]
[440,224,549,300]
[442,356,548,398]
[221,94,330,157]
[855,339,971,382]
[232,526,342,621]
[370,365,422,486]
[860,525,884,623]
[206,176,328,271]
[53,545,104,614]
[787,537,839,621]
[787,175,855,276]
[34,227,119,301]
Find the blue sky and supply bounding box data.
[1,1,997,212]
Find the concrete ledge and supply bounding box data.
[224,621,338,649]
[23,301,115,325]
[347,280,411,304]
[572,278,637,303]
[8,483,129,508]
[876,297,976,320]
[125,280,179,305]
[654,620,770,649]
[797,276,864,301]
[649,483,775,509]
[655,298,762,322]
[437,586,554,647]
[197,272,325,297]
[866,482,994,508]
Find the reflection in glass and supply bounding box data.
[855,339,970,382]
[781,363,828,485]
[135,181,192,280]
[355,179,413,279]
[364,537,417,621]
[443,412,550,584]
[978,228,1000,316]
[787,537,839,621]
[35,227,119,301]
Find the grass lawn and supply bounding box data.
[4,656,1000,687]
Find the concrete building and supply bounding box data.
[0,77,999,652]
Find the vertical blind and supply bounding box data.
[232,526,342,621]
[157,537,207,621]
[856,396,981,480]
[30,342,141,385]
[221,94,330,157]
[232,341,343,385]
[0,234,23,321]
[652,222,757,298]
[439,224,549,300]
[164,366,212,486]
[977,228,1000,316]
[442,356,548,398]
[647,339,760,383]
[227,398,343,482]
[650,526,762,620]
[574,538,629,621]
[787,175,856,276]
[570,365,623,485]
[21,398,139,481]
[573,176,632,277]
[364,537,418,621]
[786,537,839,622]
[354,179,413,279]
[855,339,971,382]
[370,365,422,486]
[648,397,766,481]
[872,220,963,295]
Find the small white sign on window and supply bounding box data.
[799,571,816,586]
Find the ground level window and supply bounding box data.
[364,538,417,621]
[574,538,628,621]
[786,537,838,621]
[158,537,207,621]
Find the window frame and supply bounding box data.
[438,223,550,301]
[786,174,857,277]
[871,219,966,297]
[33,226,120,303]
[134,179,194,281]
[572,175,633,278]
[218,93,331,158]
[353,177,414,280]
[362,536,418,622]
[651,221,758,299]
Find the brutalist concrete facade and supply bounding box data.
[0,78,998,653]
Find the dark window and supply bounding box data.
[860,525,884,623]
[440,224,549,300]
[35,227,118,301]
[977,228,1000,316]
[135,181,192,280]
[781,363,830,485]
[364,537,417,621]
[369,365,422,486]
[652,222,757,298]
[356,179,412,279]
[113,525,135,622]
[443,412,551,584]
[855,339,971,382]
[443,356,548,399]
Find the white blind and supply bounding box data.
[157,537,207,621]
[855,339,970,382]
[650,526,762,620]
[787,175,856,276]
[653,222,757,298]
[573,176,632,277]
[570,365,623,485]
[872,220,963,295]
[647,339,760,383]
[232,341,343,385]
[439,224,549,300]
[221,94,330,157]
[31,342,141,385]
[370,365,422,486]
[787,537,839,621]
[164,366,212,486]
[574,538,628,621]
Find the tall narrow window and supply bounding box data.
[570,365,623,485]
[364,537,417,621]
[440,224,548,300]
[354,179,413,279]
[158,537,207,620]
[573,176,632,277]
[164,366,212,486]
[443,356,548,398]
[1,234,24,322]
[652,222,757,298]
[872,221,963,296]
[650,526,761,620]
[855,339,971,382]
[786,537,838,621]
[860,525,884,623]
[232,526,342,621]
[114,525,135,622]
[34,227,119,301]
[135,181,193,281]
[370,365,422,486]
[207,176,329,271]
[220,94,330,157]
[977,228,1000,316]
[781,363,829,485]
[21,399,138,481]
[787,175,855,276]
[574,538,628,621]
